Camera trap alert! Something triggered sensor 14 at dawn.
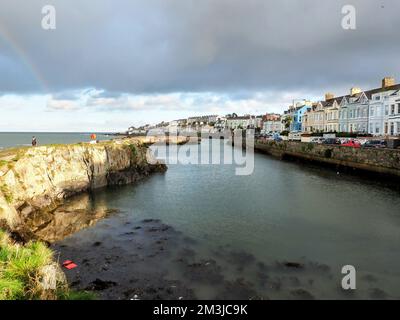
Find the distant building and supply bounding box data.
[127,126,147,135]
[285,100,312,132]
[262,114,283,133]
[187,115,219,126]
[128,77,400,137]
[338,77,400,135]
[302,102,325,132]
[225,115,251,129]
[387,89,400,135]
[301,77,400,136]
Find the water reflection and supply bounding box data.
[42,140,400,299]
[24,193,117,243]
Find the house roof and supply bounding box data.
[324,83,400,106]
[226,116,251,120]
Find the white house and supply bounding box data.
[337,77,400,135]
[225,116,251,129]
[387,89,400,135]
[263,114,283,133]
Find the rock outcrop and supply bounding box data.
[0,139,166,231]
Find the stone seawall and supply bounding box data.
[255,140,400,177]
[0,138,166,230]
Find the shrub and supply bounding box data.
[324,149,333,158]
[0,230,95,300]
[0,185,13,204]
[128,144,137,158]
[0,160,8,167]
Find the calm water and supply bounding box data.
[12,135,400,299]
[50,139,400,299]
[0,132,113,149]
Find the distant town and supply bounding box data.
[126,77,400,143]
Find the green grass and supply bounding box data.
[0,230,95,300]
[128,144,137,158]
[0,185,13,204]
[58,290,97,300]
[0,160,8,167]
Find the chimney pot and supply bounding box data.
[382,77,395,88]
[325,93,335,101]
[350,87,362,96]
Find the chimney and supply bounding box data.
[382,77,395,88]
[350,87,362,96]
[325,93,335,101]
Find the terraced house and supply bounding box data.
[302,101,325,132]
[366,78,400,136]
[286,100,312,132]
[263,113,283,133]
[324,95,341,132]
[299,77,400,136]
[386,85,400,135]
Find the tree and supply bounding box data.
[282,116,293,130]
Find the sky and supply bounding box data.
[0,0,399,132]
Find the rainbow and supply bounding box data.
[0,20,49,93]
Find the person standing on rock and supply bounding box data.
[32,136,37,147]
[90,133,97,144]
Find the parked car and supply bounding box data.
[310,137,325,144]
[288,132,302,141]
[323,138,340,145]
[362,140,387,149]
[341,140,361,148]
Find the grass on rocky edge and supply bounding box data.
[0,229,95,300]
[0,184,13,204]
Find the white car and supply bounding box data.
[310,137,325,144]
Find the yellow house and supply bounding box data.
[303,101,326,132]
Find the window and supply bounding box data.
[385,105,389,115]
[397,104,400,114]
[397,122,400,134]
[391,105,396,115]
[370,107,374,117]
[375,123,380,134]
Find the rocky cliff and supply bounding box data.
[0,139,166,231]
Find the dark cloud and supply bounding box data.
[0,0,399,96]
